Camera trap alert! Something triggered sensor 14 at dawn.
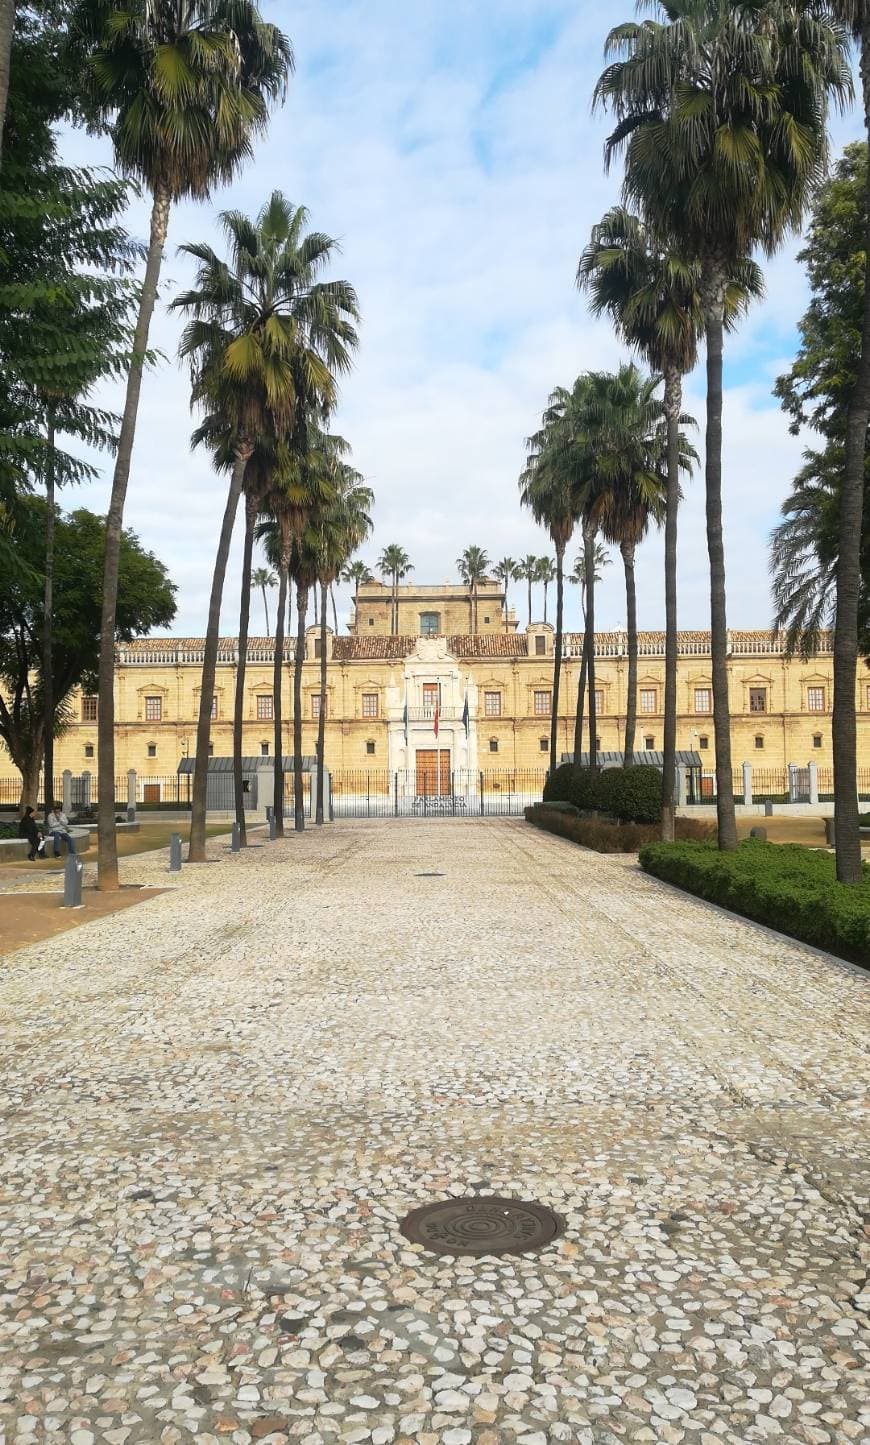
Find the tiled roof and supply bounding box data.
[332,636,417,660]
[449,634,529,657]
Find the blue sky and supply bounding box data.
[63,0,863,637]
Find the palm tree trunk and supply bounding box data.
[96,180,171,890]
[331,583,339,635]
[585,525,598,776]
[549,544,565,775]
[661,367,681,841]
[573,624,590,763]
[0,0,13,165]
[832,21,870,883]
[232,493,256,847]
[312,587,319,628]
[273,562,288,836]
[702,270,737,851]
[188,449,248,861]
[41,405,55,820]
[621,540,638,767]
[293,580,308,831]
[527,574,532,628]
[261,584,270,636]
[316,580,328,824]
[543,582,548,626]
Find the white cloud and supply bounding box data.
[58,0,865,637]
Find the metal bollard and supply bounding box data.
[62,853,83,909]
[230,822,240,853]
[265,805,273,822]
[269,814,277,841]
[169,832,182,872]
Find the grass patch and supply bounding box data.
[639,839,870,967]
[526,804,714,854]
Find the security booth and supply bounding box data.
[176,755,320,815]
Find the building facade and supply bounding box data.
[4,581,867,799]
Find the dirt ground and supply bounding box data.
[0,822,232,871]
[734,815,831,846]
[0,887,166,954]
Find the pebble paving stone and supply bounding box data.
[0,817,868,1444]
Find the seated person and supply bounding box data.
[45,802,76,857]
[18,806,44,861]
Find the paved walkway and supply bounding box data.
[1,820,867,1445]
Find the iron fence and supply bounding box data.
[329,768,546,819]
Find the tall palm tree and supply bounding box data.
[570,542,610,626]
[456,546,490,633]
[172,193,359,857]
[252,566,276,633]
[520,442,579,773]
[255,484,296,836]
[827,0,870,881]
[536,557,556,625]
[378,545,412,634]
[74,0,292,889]
[518,554,540,628]
[342,557,373,630]
[597,0,850,850]
[493,557,518,631]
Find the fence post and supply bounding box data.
[81,770,92,809]
[479,771,484,816]
[127,769,137,822]
[231,822,240,852]
[676,764,687,807]
[788,763,798,804]
[394,772,399,817]
[62,769,72,814]
[742,761,752,807]
[269,813,277,841]
[62,853,83,909]
[169,833,182,872]
[367,775,371,819]
[808,761,819,808]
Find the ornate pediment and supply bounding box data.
[410,636,455,664]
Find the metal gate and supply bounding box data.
[330,768,546,819]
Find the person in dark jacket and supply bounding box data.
[18,806,44,861]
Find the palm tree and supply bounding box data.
[255,484,296,835]
[172,193,359,857]
[342,557,373,630]
[520,441,579,774]
[493,557,518,631]
[518,554,540,628]
[579,206,759,829]
[378,545,412,634]
[252,566,276,634]
[597,0,850,850]
[570,542,610,626]
[74,0,292,889]
[456,546,490,633]
[536,557,556,625]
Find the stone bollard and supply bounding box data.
[764,800,773,817]
[62,853,83,909]
[169,833,182,872]
[749,826,768,841]
[825,816,835,847]
[269,814,277,841]
[127,769,137,824]
[62,769,73,814]
[231,822,240,853]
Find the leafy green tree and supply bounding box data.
[597,0,850,851]
[377,545,413,634]
[72,0,292,887]
[492,557,518,632]
[456,546,490,633]
[0,498,175,804]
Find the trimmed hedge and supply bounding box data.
[526,804,713,854]
[542,762,663,823]
[639,839,870,967]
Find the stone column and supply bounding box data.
[81,771,91,808]
[808,761,819,808]
[62,769,72,813]
[742,761,752,807]
[788,763,798,804]
[675,763,687,807]
[127,769,137,822]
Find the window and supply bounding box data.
[312,693,327,719]
[211,695,218,719]
[82,695,98,722]
[314,637,323,659]
[813,733,823,749]
[699,735,709,750]
[368,617,375,627]
[483,615,491,625]
[755,735,764,750]
[694,688,712,714]
[534,689,551,716]
[256,694,274,721]
[594,689,604,713]
[807,686,826,712]
[362,692,379,718]
[489,738,499,753]
[366,740,376,756]
[208,743,214,757]
[484,691,502,716]
[420,612,440,636]
[749,687,767,713]
[640,688,657,714]
[145,695,162,721]
[595,737,601,751]
[644,735,655,751]
[84,743,94,759]
[534,635,546,656]
[147,743,156,758]
[539,737,548,751]
[422,682,439,709]
[260,741,270,756]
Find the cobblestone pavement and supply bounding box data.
[1,819,868,1445]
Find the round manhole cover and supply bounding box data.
[400,1196,565,1257]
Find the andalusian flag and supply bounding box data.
[433,695,440,739]
[403,687,409,746]
[462,690,469,737]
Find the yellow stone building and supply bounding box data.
[8,580,868,802]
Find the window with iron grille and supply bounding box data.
[489,738,498,752]
[422,682,439,709]
[484,691,501,716]
[260,740,270,756]
[366,740,376,755]
[81,695,98,722]
[640,688,656,713]
[749,687,767,713]
[256,694,274,720]
[420,612,440,636]
[694,687,712,714]
[807,686,825,712]
[312,693,327,719]
[362,692,378,717]
[755,735,764,749]
[533,689,551,716]
[147,743,156,757]
[594,689,603,713]
[145,695,162,721]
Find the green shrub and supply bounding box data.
[639,839,870,967]
[596,764,662,824]
[526,805,713,854]
[542,763,574,804]
[533,799,579,816]
[542,764,599,811]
